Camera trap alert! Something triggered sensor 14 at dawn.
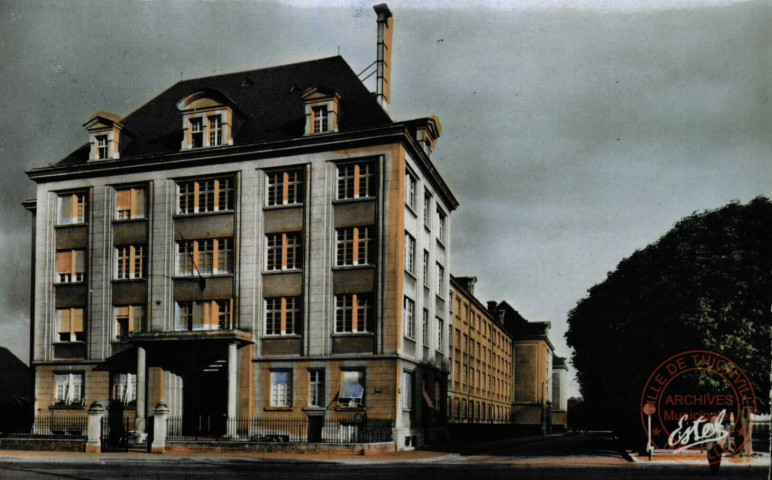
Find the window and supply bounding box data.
[270,371,292,407]
[97,135,109,160]
[339,370,365,408]
[57,192,87,225]
[437,208,447,243]
[404,233,416,274]
[264,297,301,336]
[112,373,137,405]
[115,187,146,220]
[422,250,429,287]
[175,299,233,331]
[265,232,302,271]
[208,115,222,146]
[437,263,445,294]
[423,192,432,229]
[56,250,85,284]
[267,169,304,206]
[176,238,233,276]
[309,369,324,408]
[436,317,444,352]
[334,293,373,333]
[176,177,234,214]
[114,305,144,340]
[312,105,328,133]
[55,373,84,406]
[403,297,415,339]
[405,171,417,210]
[337,162,375,200]
[422,309,430,346]
[402,371,414,410]
[190,118,204,148]
[116,245,145,279]
[56,308,84,342]
[335,226,374,266]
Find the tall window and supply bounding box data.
[96,135,109,159]
[403,297,415,339]
[56,250,85,284]
[422,309,430,346]
[116,245,145,279]
[336,226,373,266]
[56,308,84,342]
[436,317,444,352]
[312,105,328,133]
[423,192,432,230]
[437,208,447,243]
[175,299,233,331]
[339,370,365,408]
[405,171,417,210]
[176,238,232,276]
[112,373,137,405]
[402,371,414,410]
[208,115,222,146]
[405,233,416,274]
[190,118,204,148]
[422,250,429,287]
[57,192,87,225]
[337,162,375,200]
[309,369,325,408]
[334,293,373,333]
[114,305,144,340]
[55,373,84,406]
[176,177,234,214]
[115,187,146,220]
[267,169,304,206]
[264,297,301,336]
[436,263,445,294]
[271,371,292,407]
[265,232,302,271]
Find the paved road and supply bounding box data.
[0,433,767,479]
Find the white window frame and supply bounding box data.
[114,305,144,340]
[176,177,234,215]
[270,370,293,407]
[267,169,304,207]
[115,186,146,220]
[437,263,445,296]
[334,293,373,334]
[436,317,444,353]
[437,208,447,243]
[265,232,302,271]
[422,309,430,347]
[111,373,137,405]
[208,115,222,146]
[55,373,84,406]
[405,170,417,211]
[309,369,325,408]
[336,226,373,267]
[405,233,416,275]
[116,245,145,280]
[57,192,88,225]
[264,296,301,336]
[337,162,375,200]
[312,105,328,133]
[402,370,414,411]
[423,192,432,230]
[403,297,415,340]
[339,370,365,408]
[55,249,85,284]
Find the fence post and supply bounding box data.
[85,402,106,453]
[150,402,170,454]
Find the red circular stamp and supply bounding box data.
[640,350,756,461]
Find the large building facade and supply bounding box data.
[25,6,457,451]
[447,276,513,424]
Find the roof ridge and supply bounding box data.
[175,55,346,86]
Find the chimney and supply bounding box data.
[487,301,498,313]
[374,4,393,106]
[454,276,477,296]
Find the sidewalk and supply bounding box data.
[0,448,451,465]
[631,451,770,468]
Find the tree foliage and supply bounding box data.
[565,197,772,442]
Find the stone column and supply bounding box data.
[136,345,147,436]
[227,342,238,438]
[150,402,170,454]
[85,402,106,453]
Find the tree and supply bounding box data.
[565,197,771,449]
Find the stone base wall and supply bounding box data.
[0,438,85,452]
[165,441,395,455]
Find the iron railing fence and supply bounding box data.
[10,412,88,439]
[166,415,394,443]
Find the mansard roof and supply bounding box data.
[57,56,392,166]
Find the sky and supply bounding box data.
[1,0,770,399]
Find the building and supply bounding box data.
[23,4,457,451]
[550,354,568,431]
[0,347,33,435]
[491,301,554,433]
[448,276,513,424]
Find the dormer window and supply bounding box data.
[312,106,328,133]
[96,135,109,160]
[301,85,340,136]
[208,116,222,146]
[84,112,123,161]
[190,118,204,148]
[176,90,234,151]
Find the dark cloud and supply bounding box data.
[1,1,769,397]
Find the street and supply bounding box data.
[0,433,767,479]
